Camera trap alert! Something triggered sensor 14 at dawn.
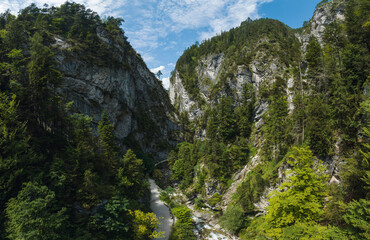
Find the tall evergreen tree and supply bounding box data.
[306,35,326,93]
[263,77,290,162]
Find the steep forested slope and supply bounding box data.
[166,0,369,239]
[0,3,177,239]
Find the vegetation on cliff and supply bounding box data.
[0,3,162,239]
[167,0,369,239]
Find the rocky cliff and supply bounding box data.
[170,0,346,128]
[168,0,351,215]
[300,0,346,49]
[54,26,178,159]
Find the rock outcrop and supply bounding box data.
[299,0,346,49]
[54,27,179,159]
[169,52,284,127]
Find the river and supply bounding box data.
[149,179,173,240]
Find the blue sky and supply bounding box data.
[0,0,321,88]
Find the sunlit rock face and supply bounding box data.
[299,0,346,49]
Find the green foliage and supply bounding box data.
[219,204,245,233]
[324,185,347,226]
[208,192,222,207]
[341,87,370,200]
[172,206,193,225]
[170,142,197,188]
[98,111,118,167]
[170,206,196,240]
[239,216,268,240]
[92,197,130,237]
[217,96,237,142]
[194,198,206,209]
[5,182,68,240]
[282,223,347,240]
[117,149,147,199]
[160,186,175,205]
[170,223,197,240]
[343,199,370,239]
[129,210,164,240]
[0,3,155,239]
[236,83,256,139]
[234,169,266,213]
[262,77,290,162]
[305,95,333,157]
[265,147,328,238]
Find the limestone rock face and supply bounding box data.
[53,29,179,159]
[299,0,346,49]
[169,71,199,120]
[169,52,284,132]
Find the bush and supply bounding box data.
[170,206,196,240]
[172,206,193,225]
[159,187,174,205]
[194,198,206,209]
[208,193,222,207]
[219,204,244,233]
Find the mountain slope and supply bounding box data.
[166,0,369,238]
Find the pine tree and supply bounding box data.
[117,149,146,199]
[0,93,31,238]
[306,35,325,93]
[27,31,63,135]
[305,95,333,157]
[237,83,255,139]
[263,77,290,162]
[98,111,118,171]
[217,96,236,143]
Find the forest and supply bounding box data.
[0,0,369,240]
[166,0,369,239]
[0,3,162,240]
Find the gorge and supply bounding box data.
[0,0,369,239]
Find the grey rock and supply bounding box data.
[53,28,179,159]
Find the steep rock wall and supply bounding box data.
[54,28,179,159]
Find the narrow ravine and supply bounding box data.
[149,179,173,240]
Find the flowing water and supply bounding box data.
[149,179,173,240]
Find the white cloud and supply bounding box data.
[150,66,165,73]
[123,0,272,52]
[156,0,273,41]
[199,0,273,40]
[141,53,154,64]
[162,77,170,90]
[159,0,225,31]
